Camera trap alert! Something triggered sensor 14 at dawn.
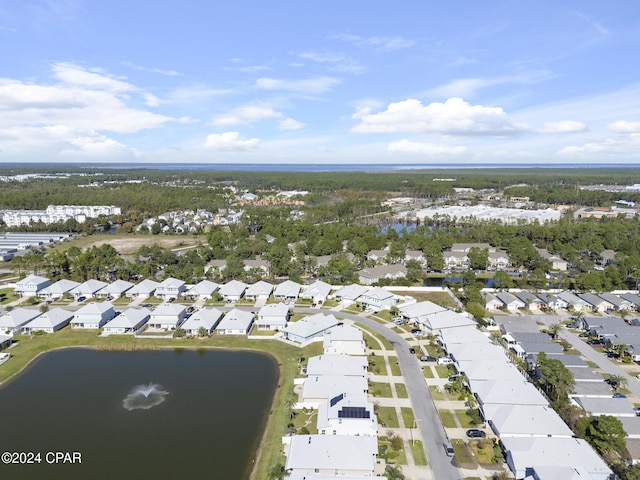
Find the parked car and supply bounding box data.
[587,339,603,345]
[613,393,627,399]
[466,429,486,438]
[443,441,455,457]
[411,328,422,335]
[409,347,416,354]
[579,332,590,338]
[420,355,436,362]
[77,296,86,302]
[437,357,454,366]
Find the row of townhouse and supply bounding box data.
[284,327,379,478]
[0,205,120,227]
[438,323,612,480]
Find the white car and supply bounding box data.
[437,356,454,366]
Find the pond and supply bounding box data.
[0,348,278,480]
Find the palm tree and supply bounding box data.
[608,374,628,392]
[547,322,563,340]
[384,464,405,480]
[613,343,632,362]
[267,463,289,480]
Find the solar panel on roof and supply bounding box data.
[329,393,344,407]
[338,407,370,419]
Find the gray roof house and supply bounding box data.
[148,303,188,331]
[0,307,41,334]
[180,307,224,336]
[578,292,613,313]
[155,277,186,300]
[598,292,633,312]
[38,279,80,299]
[14,274,50,297]
[244,280,274,301]
[483,404,574,438]
[255,303,289,331]
[483,292,503,310]
[126,279,160,299]
[572,396,637,417]
[243,258,271,275]
[23,307,74,334]
[96,279,134,298]
[333,284,368,304]
[218,280,248,302]
[71,302,116,329]
[357,264,407,285]
[558,291,591,312]
[273,280,302,302]
[621,293,640,311]
[186,280,219,300]
[300,280,332,304]
[69,279,108,299]
[515,291,544,310]
[495,292,526,310]
[537,293,568,311]
[283,313,340,345]
[103,307,151,335]
[359,287,398,311]
[215,308,254,335]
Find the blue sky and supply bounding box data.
[1,0,640,164]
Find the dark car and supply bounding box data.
[579,332,590,338]
[410,329,422,335]
[420,355,436,362]
[409,347,416,354]
[466,429,486,438]
[77,296,86,302]
[587,339,603,345]
[613,393,627,398]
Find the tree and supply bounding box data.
[384,464,405,480]
[267,463,289,480]
[607,374,628,392]
[468,247,489,270]
[197,326,209,337]
[547,322,563,340]
[173,327,185,338]
[585,415,627,456]
[536,352,575,405]
[492,270,513,290]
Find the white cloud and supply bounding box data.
[212,106,282,126]
[255,76,341,94]
[558,134,640,156]
[388,140,466,155]
[331,33,415,51]
[143,93,160,107]
[203,132,260,150]
[297,51,365,74]
[52,62,134,92]
[352,97,526,136]
[426,72,553,98]
[121,62,181,76]
[278,118,304,130]
[609,120,640,133]
[537,121,587,134]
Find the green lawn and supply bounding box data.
[388,356,402,376]
[438,410,457,428]
[429,385,444,401]
[455,409,482,428]
[401,407,415,428]
[368,357,388,376]
[395,383,409,398]
[435,365,451,378]
[291,409,318,434]
[357,324,393,350]
[0,288,19,305]
[469,439,496,464]
[452,439,476,465]
[377,406,399,428]
[370,381,393,397]
[423,366,434,378]
[409,440,428,466]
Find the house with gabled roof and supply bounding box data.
[0,307,41,335]
[306,354,367,377]
[14,274,50,297]
[621,293,640,311]
[357,264,407,285]
[38,279,80,300]
[255,303,289,330]
[316,392,378,437]
[215,308,254,335]
[283,313,340,345]
[148,303,188,331]
[204,259,226,277]
[186,279,219,300]
[536,247,568,271]
[71,302,116,329]
[244,280,273,301]
[483,292,503,310]
[96,279,133,299]
[243,257,271,276]
[23,307,74,334]
[300,280,332,305]
[578,292,613,313]
[598,292,633,312]
[572,397,637,417]
[323,324,366,355]
[333,284,368,305]
[218,280,248,302]
[298,375,368,409]
[126,279,160,299]
[398,300,448,324]
[359,287,398,311]
[558,291,591,312]
[180,307,224,336]
[103,307,151,335]
[515,291,544,311]
[69,279,108,299]
[155,277,186,300]
[404,249,425,265]
[495,292,526,310]
[366,249,388,263]
[469,379,548,409]
[483,404,574,438]
[273,280,302,302]
[537,292,569,311]
[420,310,476,333]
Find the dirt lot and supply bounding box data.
[80,235,205,255]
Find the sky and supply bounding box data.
[1,0,640,165]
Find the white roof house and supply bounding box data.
[23,307,74,334]
[255,303,289,330]
[38,279,80,299]
[273,280,302,301]
[69,279,108,299]
[127,279,160,299]
[283,313,340,345]
[14,274,50,297]
[420,310,476,333]
[284,435,377,477]
[96,279,134,298]
[306,354,367,377]
[502,437,612,480]
[245,280,274,300]
[438,326,492,346]
[483,292,503,310]
[469,379,549,408]
[301,280,332,304]
[218,280,248,302]
[333,284,368,304]
[446,342,509,363]
[155,277,186,300]
[483,404,574,438]
[148,303,188,331]
[215,308,254,335]
[558,291,591,312]
[317,392,378,437]
[0,307,41,334]
[103,307,151,334]
[71,302,116,329]
[299,375,368,409]
[180,308,224,335]
[457,359,524,382]
[398,300,448,324]
[186,280,219,300]
[323,324,366,356]
[359,287,398,311]
[572,397,637,417]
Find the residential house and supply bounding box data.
[469,379,548,410]
[306,354,368,377]
[366,249,388,263]
[273,280,302,302]
[103,307,151,335]
[255,303,289,331]
[180,308,224,336]
[298,375,368,410]
[537,293,569,311]
[457,359,524,382]
[419,310,476,333]
[186,280,219,300]
[557,291,591,312]
[488,251,511,270]
[215,308,254,335]
[598,250,616,267]
[243,257,271,276]
[357,264,407,285]
[404,249,425,265]
[0,307,41,335]
[71,302,116,329]
[495,292,526,310]
[598,292,633,312]
[244,280,274,301]
[578,292,614,313]
[147,303,188,331]
[282,313,340,345]
[218,280,248,302]
[621,293,640,312]
[300,280,332,305]
[37,279,80,300]
[323,324,366,355]
[96,279,133,299]
[126,279,160,299]
[572,397,637,418]
[536,248,568,271]
[451,243,494,253]
[204,259,226,277]
[443,251,470,270]
[398,301,448,325]
[14,274,50,297]
[515,291,544,311]
[359,288,398,312]
[23,307,74,334]
[69,279,108,300]
[316,392,378,437]
[483,404,574,438]
[483,292,503,310]
[154,277,186,300]
[333,284,368,306]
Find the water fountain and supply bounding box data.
[122,383,169,411]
